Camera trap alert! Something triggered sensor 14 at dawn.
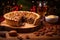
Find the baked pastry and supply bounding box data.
[4,11,40,27]
[9,30,18,37]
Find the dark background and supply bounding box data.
[0,0,60,16]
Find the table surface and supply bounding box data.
[0,18,60,40]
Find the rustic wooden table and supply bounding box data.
[0,18,60,40]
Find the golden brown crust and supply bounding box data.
[4,11,40,26]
